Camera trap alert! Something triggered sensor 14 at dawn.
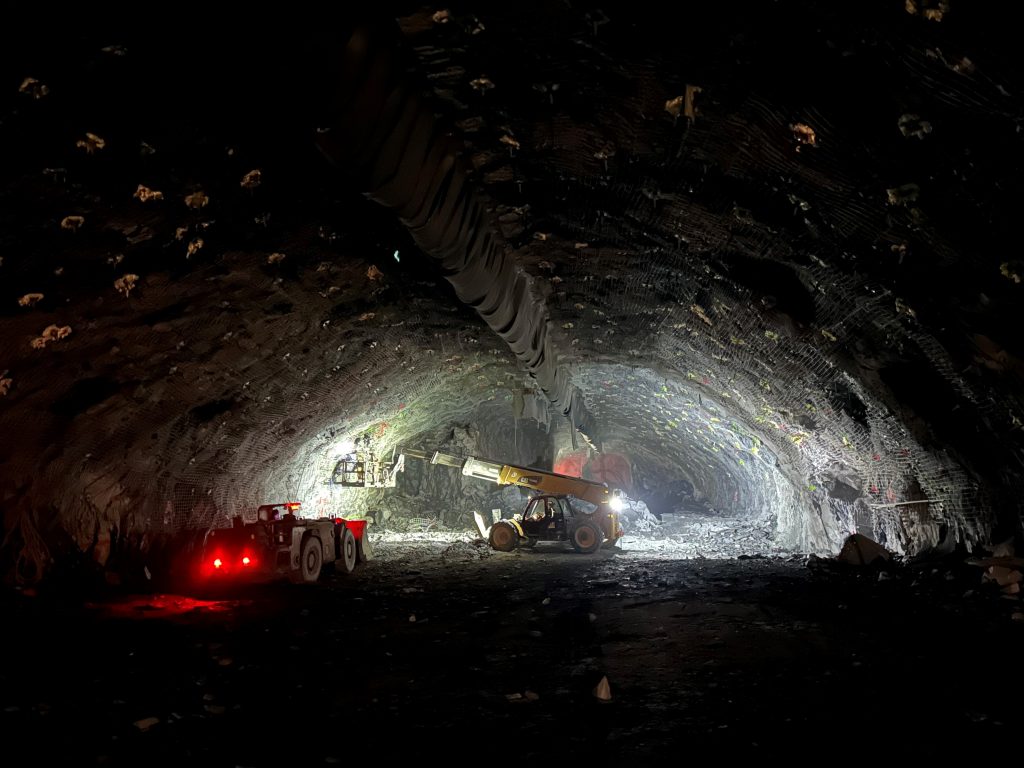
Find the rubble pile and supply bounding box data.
[369,531,480,565]
[440,539,494,563]
[615,495,783,560]
[802,533,1024,625]
[969,540,1024,621]
[616,497,661,534]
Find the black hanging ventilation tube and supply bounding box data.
[311,19,599,448]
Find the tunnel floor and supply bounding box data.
[2,543,1021,763]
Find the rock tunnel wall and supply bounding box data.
[2,2,1023,581]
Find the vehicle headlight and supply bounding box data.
[608,494,625,512]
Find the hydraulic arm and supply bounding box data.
[401,449,619,508]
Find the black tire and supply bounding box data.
[488,522,518,552]
[336,526,357,574]
[298,536,323,583]
[570,521,602,554]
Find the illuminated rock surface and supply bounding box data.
[0,2,1021,579]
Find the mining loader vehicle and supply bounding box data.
[401,449,625,553]
[200,502,372,583]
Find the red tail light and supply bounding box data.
[241,556,251,566]
[213,558,223,569]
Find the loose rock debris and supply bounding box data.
[887,183,920,206]
[240,169,262,189]
[184,191,209,209]
[898,113,933,139]
[665,85,702,122]
[968,541,1024,601]
[75,132,106,153]
[132,717,160,732]
[114,274,139,298]
[17,293,43,307]
[1000,262,1021,283]
[905,0,949,22]
[789,122,817,149]
[133,184,164,202]
[837,533,891,566]
[18,76,49,99]
[30,324,72,349]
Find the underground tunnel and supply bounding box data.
[1,1,1023,762]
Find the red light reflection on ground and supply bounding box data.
[86,594,251,619]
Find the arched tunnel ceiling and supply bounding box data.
[1,1,1023,578]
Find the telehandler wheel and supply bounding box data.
[488,521,518,552]
[336,526,357,574]
[297,536,323,583]
[570,521,602,554]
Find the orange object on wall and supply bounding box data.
[553,452,588,478]
[554,451,632,489]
